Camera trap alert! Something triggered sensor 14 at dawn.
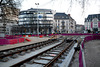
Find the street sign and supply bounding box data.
[39,15,42,18]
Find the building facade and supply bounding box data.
[12,8,55,35]
[54,13,76,33]
[76,24,85,33]
[84,14,100,32]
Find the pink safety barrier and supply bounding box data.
[0,35,24,45]
[5,35,22,39]
[31,33,94,36]
[61,33,92,36]
[5,37,13,39]
[31,35,36,36]
[79,50,83,67]
[0,38,9,45]
[79,35,100,67]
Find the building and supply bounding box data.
[12,8,55,35]
[54,13,76,33]
[84,14,100,32]
[0,6,19,37]
[76,24,85,33]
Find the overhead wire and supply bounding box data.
[67,0,73,13]
[39,0,54,7]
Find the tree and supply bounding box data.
[0,0,23,35]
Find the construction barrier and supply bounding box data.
[8,38,25,44]
[0,37,25,45]
[0,34,100,45]
[0,38,9,45]
[5,36,14,39]
[25,38,31,42]
[18,38,25,43]
[79,35,100,67]
[39,35,43,38]
[8,39,18,44]
[28,35,31,37]
[23,35,26,37]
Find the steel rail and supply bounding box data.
[10,40,65,67]
[44,40,75,67]
[0,39,58,59]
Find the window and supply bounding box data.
[27,11,29,13]
[24,12,27,13]
[58,20,59,22]
[62,17,64,18]
[19,15,25,18]
[93,25,98,28]
[94,22,97,24]
[7,28,9,31]
[62,21,65,26]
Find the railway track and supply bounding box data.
[0,39,58,62]
[0,36,79,67]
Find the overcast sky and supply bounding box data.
[21,0,100,25]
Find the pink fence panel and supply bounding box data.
[18,35,22,37]
[79,50,83,67]
[61,33,92,36]
[79,35,100,67]
[84,36,92,42]
[5,37,14,39]
[0,39,9,45]
[5,35,23,39]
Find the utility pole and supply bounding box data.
[35,3,39,36]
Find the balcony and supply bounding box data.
[61,25,65,27]
[0,27,6,28]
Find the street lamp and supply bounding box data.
[35,3,39,36]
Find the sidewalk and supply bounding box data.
[84,40,100,67]
[0,37,50,51]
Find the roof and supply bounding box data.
[20,8,53,13]
[54,13,69,19]
[85,14,100,22]
[28,8,52,12]
[19,8,54,15]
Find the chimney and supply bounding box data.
[68,14,70,16]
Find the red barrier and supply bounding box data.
[39,35,43,38]
[18,38,25,43]
[28,35,31,37]
[25,38,31,42]
[8,39,18,44]
[23,35,26,37]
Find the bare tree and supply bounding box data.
[0,0,23,35]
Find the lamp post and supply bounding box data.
[35,3,39,36]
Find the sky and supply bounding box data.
[21,0,100,25]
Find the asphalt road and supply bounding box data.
[84,40,100,67]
